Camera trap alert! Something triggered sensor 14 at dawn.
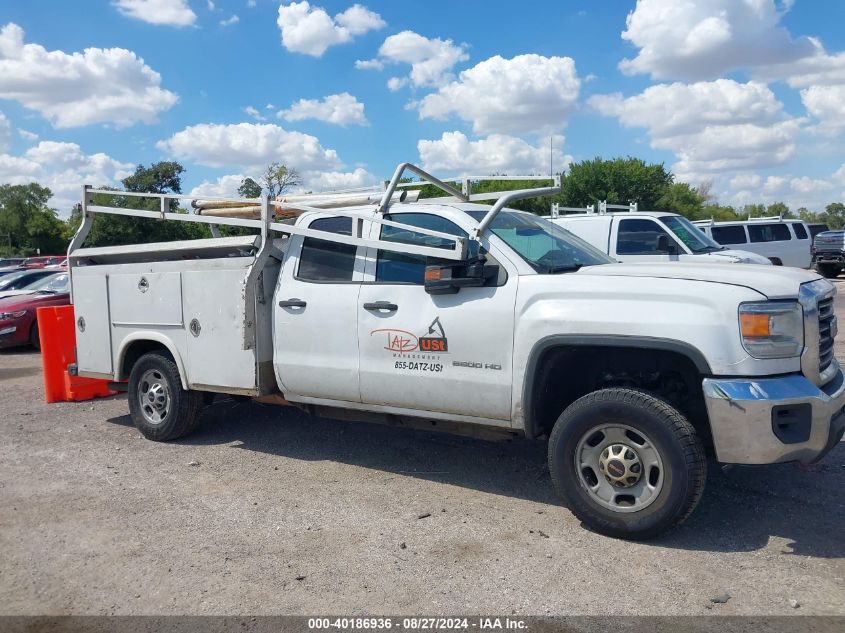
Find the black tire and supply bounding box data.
[817,263,841,279]
[548,388,706,540]
[29,320,40,350]
[127,352,204,441]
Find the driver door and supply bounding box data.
[356,211,517,422]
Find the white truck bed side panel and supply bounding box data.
[73,274,113,375]
[182,269,257,390]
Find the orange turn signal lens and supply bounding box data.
[740,313,771,337]
[424,268,444,281]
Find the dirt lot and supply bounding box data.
[1,283,844,617]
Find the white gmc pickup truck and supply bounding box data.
[68,164,845,540]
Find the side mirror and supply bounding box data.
[656,235,679,255]
[424,258,499,295]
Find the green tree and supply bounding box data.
[766,201,792,218]
[654,182,706,218]
[0,183,67,256]
[261,163,301,198]
[238,177,262,198]
[559,157,674,209]
[823,202,845,229]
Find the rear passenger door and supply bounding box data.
[747,223,794,266]
[273,214,368,403]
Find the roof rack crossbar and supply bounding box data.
[379,163,468,213]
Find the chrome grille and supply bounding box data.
[818,296,835,374]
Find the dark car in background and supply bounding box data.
[0,258,24,268]
[0,269,58,298]
[0,273,70,349]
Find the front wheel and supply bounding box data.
[816,263,841,279]
[548,388,706,540]
[128,352,204,441]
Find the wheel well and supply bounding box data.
[525,345,711,446]
[120,340,173,380]
[769,257,783,266]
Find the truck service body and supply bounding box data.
[68,164,845,539]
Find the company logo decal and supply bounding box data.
[371,317,448,356]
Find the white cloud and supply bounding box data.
[207,0,215,10]
[220,15,240,26]
[729,173,761,190]
[619,0,815,80]
[156,122,342,171]
[589,79,802,179]
[302,167,376,191]
[418,131,572,175]
[360,30,469,89]
[418,54,580,135]
[0,112,10,152]
[0,141,133,215]
[276,1,385,57]
[18,129,38,141]
[0,23,178,128]
[278,93,367,126]
[244,105,266,121]
[354,58,383,71]
[833,163,845,186]
[189,174,250,199]
[789,176,833,194]
[113,0,197,27]
[247,0,257,7]
[801,84,845,134]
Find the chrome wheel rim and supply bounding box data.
[574,423,664,513]
[138,369,170,425]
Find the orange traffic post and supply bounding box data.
[37,305,116,403]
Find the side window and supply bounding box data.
[297,217,357,282]
[748,223,791,243]
[376,213,477,285]
[792,223,808,240]
[711,225,748,245]
[616,218,677,254]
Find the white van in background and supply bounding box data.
[549,203,772,265]
[694,218,812,268]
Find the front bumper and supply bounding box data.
[703,362,845,464]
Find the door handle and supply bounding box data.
[278,298,307,308]
[363,301,398,312]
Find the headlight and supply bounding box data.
[739,302,803,358]
[0,310,27,321]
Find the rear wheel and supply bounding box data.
[128,352,204,441]
[29,321,40,350]
[548,388,706,540]
[817,262,841,279]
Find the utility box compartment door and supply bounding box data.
[109,272,183,326]
[73,274,113,375]
[182,269,257,391]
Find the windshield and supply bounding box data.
[466,210,613,273]
[0,271,33,290]
[28,273,69,294]
[660,215,723,253]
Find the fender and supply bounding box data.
[115,331,189,390]
[521,334,712,439]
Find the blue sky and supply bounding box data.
[1,0,844,216]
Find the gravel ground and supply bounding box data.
[1,282,844,616]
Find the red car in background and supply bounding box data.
[0,273,70,349]
[23,256,67,269]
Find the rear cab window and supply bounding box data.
[297,217,357,282]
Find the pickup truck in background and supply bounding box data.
[812,230,845,278]
[550,206,771,265]
[67,164,845,540]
